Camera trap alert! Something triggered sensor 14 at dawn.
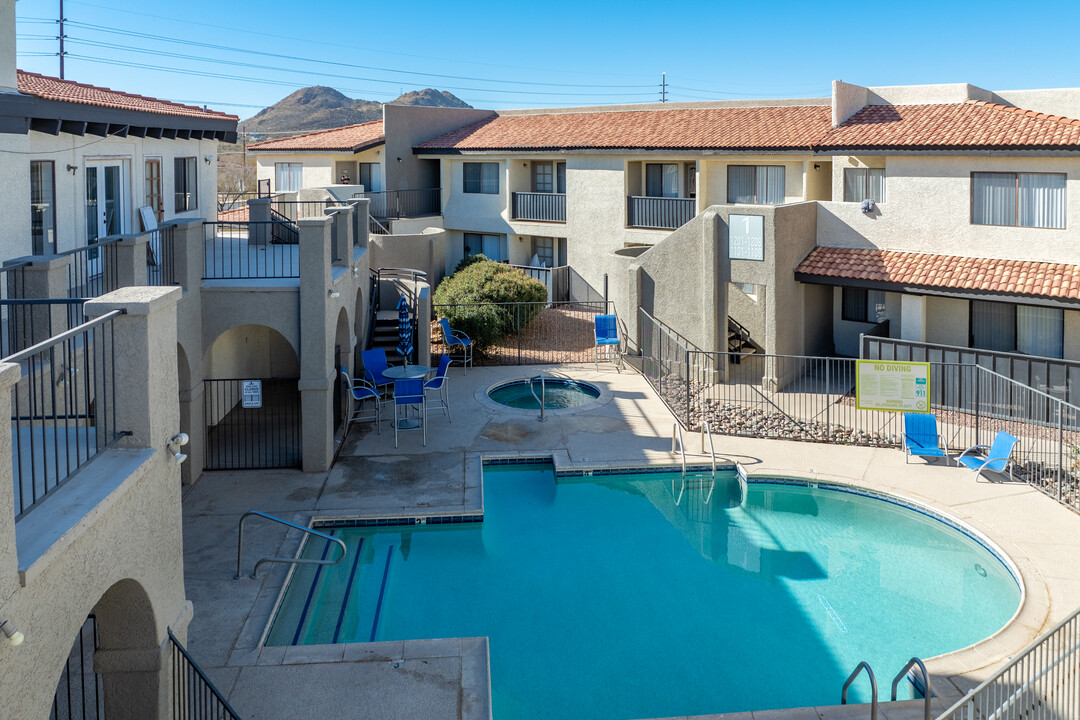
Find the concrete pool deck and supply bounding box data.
[181,363,1080,719]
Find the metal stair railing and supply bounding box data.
[235,511,346,579]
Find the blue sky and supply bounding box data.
[14,0,1080,121]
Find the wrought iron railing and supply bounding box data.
[626,196,695,230]
[60,239,122,301]
[147,224,178,287]
[937,604,1080,720]
[639,308,1080,513]
[203,222,300,280]
[512,192,566,222]
[270,199,335,222]
[169,629,243,720]
[360,188,441,219]
[50,614,103,720]
[1,298,88,358]
[7,310,125,519]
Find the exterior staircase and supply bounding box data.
[369,309,406,362]
[728,316,762,360]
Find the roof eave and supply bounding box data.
[250,138,385,154]
[794,272,1080,308]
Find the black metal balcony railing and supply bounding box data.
[59,238,122,301]
[8,310,125,519]
[1,298,88,359]
[626,196,695,230]
[169,629,243,720]
[203,222,301,280]
[147,225,178,288]
[360,188,441,220]
[270,199,334,222]
[512,192,566,223]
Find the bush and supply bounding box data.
[454,253,489,274]
[433,260,548,349]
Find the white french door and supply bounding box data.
[84,160,129,280]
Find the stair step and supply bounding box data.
[375,310,399,321]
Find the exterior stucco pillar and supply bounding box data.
[326,206,352,264]
[298,217,334,472]
[115,234,149,289]
[247,198,271,246]
[348,198,370,251]
[169,219,205,291]
[0,362,22,595]
[8,255,69,347]
[417,285,431,369]
[900,294,927,343]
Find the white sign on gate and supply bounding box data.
[856,360,930,412]
[729,214,765,261]
[241,380,263,409]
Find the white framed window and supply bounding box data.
[275,162,303,193]
[533,162,553,193]
[174,157,197,212]
[843,167,886,203]
[463,162,499,194]
[463,232,506,261]
[645,163,679,198]
[727,165,785,204]
[971,172,1066,229]
[970,300,1064,358]
[144,157,163,222]
[532,237,554,267]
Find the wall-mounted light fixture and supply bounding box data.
[352,267,359,278]
[1,620,25,647]
[328,289,341,299]
[813,164,821,171]
[204,156,213,166]
[167,432,189,465]
[66,164,78,174]
[396,157,402,163]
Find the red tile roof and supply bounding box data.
[17,70,237,120]
[817,100,1080,150]
[414,106,832,151]
[248,121,385,152]
[416,99,1080,153]
[796,247,1080,301]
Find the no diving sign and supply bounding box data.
[241,380,263,409]
[855,360,930,413]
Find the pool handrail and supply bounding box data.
[890,657,931,720]
[236,511,347,579]
[841,661,878,720]
[671,423,687,475]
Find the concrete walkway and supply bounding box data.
[181,363,1080,720]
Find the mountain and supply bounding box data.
[241,86,472,134]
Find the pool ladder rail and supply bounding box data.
[841,657,932,720]
[670,422,718,506]
[235,511,347,579]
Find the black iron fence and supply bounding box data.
[640,308,1080,513]
[626,196,695,230]
[147,224,178,287]
[512,192,566,222]
[203,223,300,280]
[8,310,124,519]
[50,615,104,720]
[361,188,441,219]
[204,378,301,470]
[61,239,121,300]
[1,298,88,358]
[169,630,242,720]
[270,199,335,222]
[432,300,612,366]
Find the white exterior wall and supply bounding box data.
[255,148,384,193]
[0,131,218,261]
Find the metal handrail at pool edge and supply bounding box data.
[235,510,347,579]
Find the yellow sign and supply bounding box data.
[856,360,930,413]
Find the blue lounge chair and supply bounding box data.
[424,354,453,422]
[340,366,381,434]
[360,348,394,394]
[394,378,426,448]
[594,314,621,371]
[438,318,473,375]
[957,431,1019,481]
[902,413,946,464]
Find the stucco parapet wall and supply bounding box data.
[297,216,332,227]
[84,285,182,317]
[0,362,19,390]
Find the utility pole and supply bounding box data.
[58,0,66,79]
[660,72,667,103]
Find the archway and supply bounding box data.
[202,324,302,469]
[333,307,351,438]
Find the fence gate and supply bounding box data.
[51,615,104,720]
[204,378,301,470]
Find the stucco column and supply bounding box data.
[167,219,205,291]
[900,294,927,343]
[84,287,182,452]
[417,285,431,369]
[705,210,728,384]
[178,380,204,486]
[326,206,352,264]
[114,234,149,289]
[247,198,272,246]
[348,198,370,250]
[7,255,69,348]
[298,217,334,472]
[0,362,22,595]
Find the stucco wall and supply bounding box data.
[203,323,301,378]
[382,104,495,193]
[255,147,383,193]
[700,156,810,208]
[925,296,969,346]
[369,228,446,286]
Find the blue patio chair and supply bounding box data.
[956,431,1019,481]
[393,378,426,448]
[340,366,381,435]
[438,318,473,375]
[594,314,621,371]
[902,412,946,464]
[361,348,394,394]
[424,354,453,422]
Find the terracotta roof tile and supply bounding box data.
[415,106,831,151]
[248,121,385,152]
[17,70,237,120]
[796,247,1080,301]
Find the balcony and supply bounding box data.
[626,196,695,230]
[359,188,441,220]
[512,192,566,223]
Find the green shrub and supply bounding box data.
[433,260,547,349]
[454,253,489,274]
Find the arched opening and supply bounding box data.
[176,343,194,484]
[354,285,368,366]
[202,324,301,469]
[333,307,352,438]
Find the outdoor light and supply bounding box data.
[352,267,359,278]
[1,620,24,647]
[329,289,341,299]
[167,432,189,465]
[66,164,77,174]
[204,156,213,166]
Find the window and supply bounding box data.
[532,162,553,193]
[556,162,566,194]
[358,163,376,191]
[645,163,679,198]
[843,167,886,203]
[463,162,499,194]
[463,233,505,261]
[971,172,1066,229]
[30,160,56,255]
[970,300,1063,358]
[727,165,785,204]
[841,287,886,323]
[174,157,197,212]
[144,158,163,222]
[686,164,697,199]
[532,237,554,267]
[274,162,302,193]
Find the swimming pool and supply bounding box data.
[487,378,600,410]
[265,463,1021,719]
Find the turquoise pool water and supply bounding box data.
[266,464,1020,719]
[487,378,600,410]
